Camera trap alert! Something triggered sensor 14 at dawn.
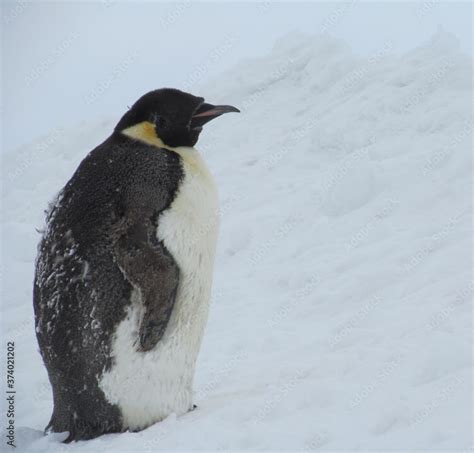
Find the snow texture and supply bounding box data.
[1,30,472,451]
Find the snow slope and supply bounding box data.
[1,30,472,451]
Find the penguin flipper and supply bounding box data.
[114,219,179,352]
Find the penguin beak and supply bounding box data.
[191,103,240,129]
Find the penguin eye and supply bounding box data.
[154,116,169,131]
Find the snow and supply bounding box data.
[1,30,472,451]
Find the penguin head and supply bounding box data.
[115,88,239,148]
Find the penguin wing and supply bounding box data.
[114,214,179,351]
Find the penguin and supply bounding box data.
[33,88,239,442]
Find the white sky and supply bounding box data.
[2,1,472,152]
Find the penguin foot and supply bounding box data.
[191,404,198,411]
[46,413,121,443]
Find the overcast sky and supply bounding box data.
[2,1,472,152]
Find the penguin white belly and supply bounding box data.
[99,147,219,431]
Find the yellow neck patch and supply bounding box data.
[121,121,169,149]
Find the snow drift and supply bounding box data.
[1,30,472,451]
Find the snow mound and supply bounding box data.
[2,31,472,451]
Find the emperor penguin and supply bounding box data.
[33,88,239,442]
